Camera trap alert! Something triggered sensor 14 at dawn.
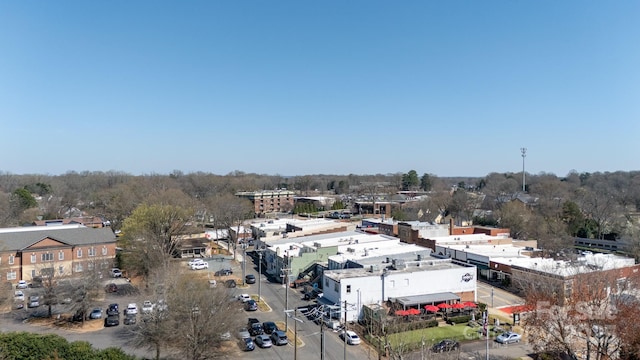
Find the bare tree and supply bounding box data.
[129,268,243,360]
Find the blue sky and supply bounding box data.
[1,1,638,177]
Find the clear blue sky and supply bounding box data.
[1,1,638,177]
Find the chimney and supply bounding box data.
[449,218,454,235]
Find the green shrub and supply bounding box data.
[446,315,472,325]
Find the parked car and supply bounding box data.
[188,259,205,267]
[242,337,255,351]
[495,332,522,344]
[245,274,256,284]
[340,330,361,345]
[14,290,24,302]
[263,321,278,334]
[248,317,260,327]
[255,334,273,348]
[245,300,258,311]
[105,283,118,293]
[107,303,119,316]
[190,262,209,270]
[14,302,24,310]
[124,314,137,325]
[270,330,288,346]
[89,308,103,319]
[238,328,251,339]
[142,300,154,314]
[110,268,123,278]
[224,279,237,288]
[104,315,120,327]
[431,339,459,352]
[126,303,138,315]
[27,295,40,308]
[249,322,263,336]
[215,269,233,276]
[16,280,28,289]
[238,294,251,302]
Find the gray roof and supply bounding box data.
[0,227,116,251]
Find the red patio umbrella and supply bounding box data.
[451,303,465,310]
[463,301,478,308]
[406,308,421,315]
[395,309,408,316]
[437,303,452,310]
[424,305,439,312]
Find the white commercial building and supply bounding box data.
[322,256,477,322]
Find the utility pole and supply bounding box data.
[257,250,263,303]
[242,243,247,285]
[282,256,291,332]
[344,300,348,360]
[521,147,527,192]
[320,309,325,360]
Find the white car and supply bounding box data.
[188,259,205,267]
[14,290,25,302]
[126,303,138,315]
[110,268,123,278]
[238,294,251,303]
[16,280,28,289]
[142,300,154,314]
[341,330,361,345]
[190,262,209,270]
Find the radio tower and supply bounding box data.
[521,148,527,192]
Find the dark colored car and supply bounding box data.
[105,283,118,293]
[124,314,137,325]
[225,279,237,288]
[262,321,278,334]
[249,322,263,336]
[248,317,260,328]
[216,269,233,276]
[104,315,120,327]
[242,337,255,351]
[255,334,272,348]
[431,339,459,352]
[245,300,258,311]
[270,330,288,346]
[107,303,119,316]
[245,274,256,284]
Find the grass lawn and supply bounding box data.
[368,323,504,352]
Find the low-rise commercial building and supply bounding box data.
[0,225,117,284]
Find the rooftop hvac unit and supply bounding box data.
[417,254,422,261]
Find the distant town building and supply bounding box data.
[236,190,295,216]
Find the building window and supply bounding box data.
[31,270,36,278]
[334,283,339,292]
[346,285,351,294]
[77,249,82,258]
[88,262,95,270]
[102,247,108,256]
[88,247,96,257]
[58,266,64,275]
[6,271,16,280]
[325,279,329,287]
[75,263,83,272]
[30,254,36,263]
[41,253,53,262]
[8,255,14,265]
[59,251,64,261]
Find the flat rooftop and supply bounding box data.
[267,231,398,258]
[494,253,636,276]
[430,234,509,243]
[438,244,532,258]
[324,258,473,280]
